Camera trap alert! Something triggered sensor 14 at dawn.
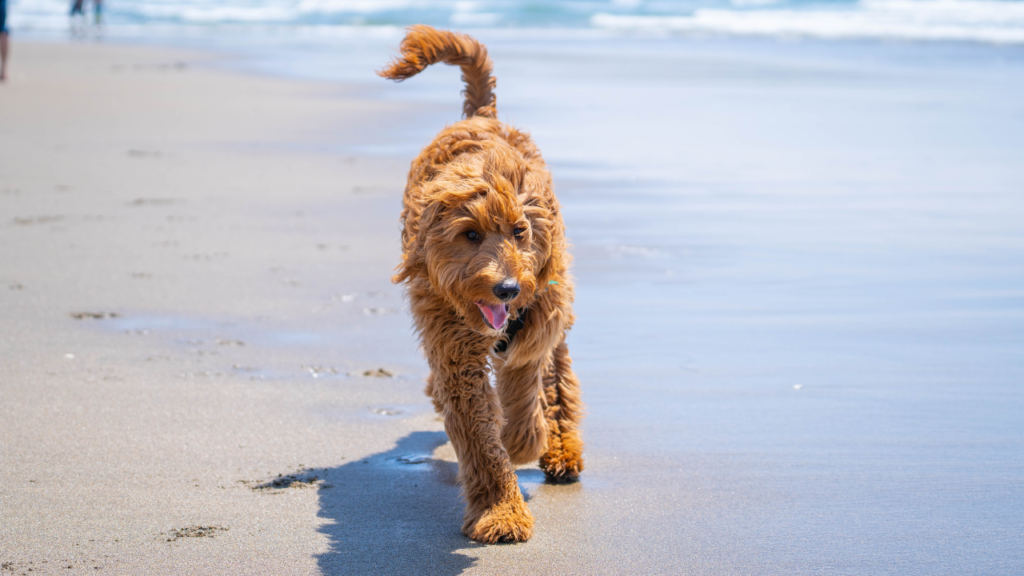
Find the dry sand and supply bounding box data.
[0,41,526,575]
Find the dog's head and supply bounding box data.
[396,144,560,334]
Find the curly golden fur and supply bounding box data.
[379,25,585,543]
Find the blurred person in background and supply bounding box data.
[0,0,8,82]
[70,0,102,24]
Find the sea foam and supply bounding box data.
[592,0,1024,44]
[8,0,1024,44]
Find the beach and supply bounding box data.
[2,28,1024,576]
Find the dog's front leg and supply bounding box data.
[431,356,534,543]
[495,359,549,465]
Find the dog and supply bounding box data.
[379,25,584,543]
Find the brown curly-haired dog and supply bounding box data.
[379,25,584,543]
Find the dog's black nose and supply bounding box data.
[493,279,521,302]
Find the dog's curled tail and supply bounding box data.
[379,25,496,120]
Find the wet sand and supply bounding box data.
[3,37,1024,575]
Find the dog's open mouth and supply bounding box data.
[475,301,509,330]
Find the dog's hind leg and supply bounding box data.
[539,338,585,483]
[495,360,548,466]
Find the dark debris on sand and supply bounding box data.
[359,368,393,378]
[70,312,120,320]
[3,557,107,573]
[12,215,63,226]
[126,197,181,205]
[164,525,228,542]
[243,468,326,491]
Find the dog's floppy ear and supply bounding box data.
[519,169,564,289]
[392,251,422,284]
[392,237,423,284]
[392,200,448,284]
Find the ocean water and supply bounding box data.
[8,0,1024,44]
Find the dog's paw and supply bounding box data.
[540,448,584,484]
[463,499,534,544]
[540,428,584,483]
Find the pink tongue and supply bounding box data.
[479,302,509,329]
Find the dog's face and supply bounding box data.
[405,148,556,334]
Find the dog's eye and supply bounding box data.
[513,227,527,238]
[465,230,480,241]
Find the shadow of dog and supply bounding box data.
[315,431,479,576]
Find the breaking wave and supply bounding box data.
[8,0,1024,44]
